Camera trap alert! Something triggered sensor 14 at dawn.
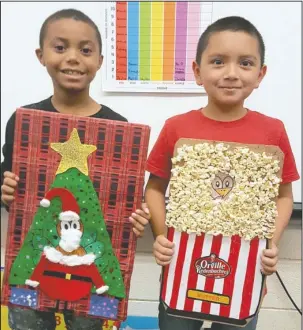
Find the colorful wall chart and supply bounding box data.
[103,2,213,93]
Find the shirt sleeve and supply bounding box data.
[278,123,300,184]
[146,121,174,179]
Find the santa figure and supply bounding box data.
[25,187,109,302]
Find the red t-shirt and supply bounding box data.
[146,109,300,184]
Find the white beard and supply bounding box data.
[59,229,82,253]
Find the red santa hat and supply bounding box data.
[40,188,80,221]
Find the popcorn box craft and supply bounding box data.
[160,138,284,327]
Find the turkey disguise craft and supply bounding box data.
[1,109,150,322]
[161,138,284,327]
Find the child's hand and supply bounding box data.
[129,202,151,237]
[1,171,19,206]
[261,243,279,275]
[153,234,175,266]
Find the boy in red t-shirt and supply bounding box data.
[131,16,299,330]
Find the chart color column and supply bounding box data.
[128,2,139,80]
[151,2,164,81]
[116,2,127,80]
[163,2,175,81]
[174,2,188,81]
[139,2,151,81]
[186,3,201,81]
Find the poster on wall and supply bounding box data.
[102,1,213,93]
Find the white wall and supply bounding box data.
[1,1,301,201]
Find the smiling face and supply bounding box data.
[193,31,266,107]
[36,18,103,94]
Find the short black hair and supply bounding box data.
[39,9,102,54]
[196,16,265,66]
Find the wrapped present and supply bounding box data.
[1,109,150,322]
[161,138,284,327]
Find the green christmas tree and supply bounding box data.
[9,128,125,298]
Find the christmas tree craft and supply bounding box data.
[2,109,150,319]
[9,128,125,300]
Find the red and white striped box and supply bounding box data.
[161,229,267,326]
[160,138,284,327]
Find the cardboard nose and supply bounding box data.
[215,188,231,197]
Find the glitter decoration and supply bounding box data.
[9,167,126,299]
[51,128,97,175]
[88,295,119,318]
[10,287,38,308]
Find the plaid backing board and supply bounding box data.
[1,109,150,320]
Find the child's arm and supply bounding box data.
[1,113,15,178]
[145,174,169,238]
[145,174,174,266]
[261,122,300,275]
[130,120,174,238]
[273,183,294,244]
[261,183,294,275]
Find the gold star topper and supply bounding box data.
[51,128,96,175]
